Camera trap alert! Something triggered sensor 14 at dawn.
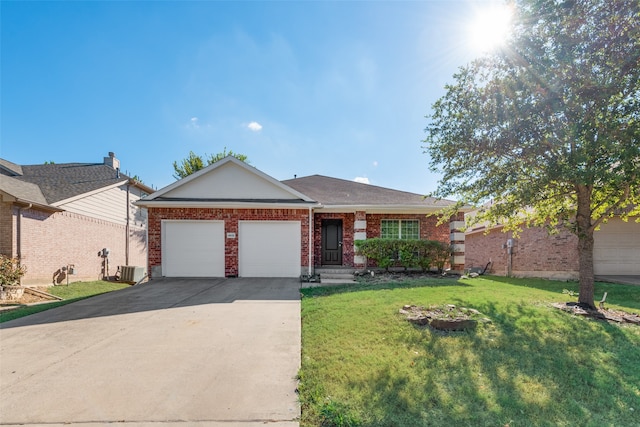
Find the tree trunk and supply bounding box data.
[576,185,595,309]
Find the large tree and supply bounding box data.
[172,148,249,180]
[424,0,639,309]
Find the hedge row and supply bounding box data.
[354,238,451,272]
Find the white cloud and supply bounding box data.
[247,121,263,132]
[354,176,370,184]
[188,117,200,129]
[372,160,378,167]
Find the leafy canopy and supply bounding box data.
[172,148,249,180]
[424,0,639,233]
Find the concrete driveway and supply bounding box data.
[0,278,301,427]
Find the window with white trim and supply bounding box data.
[381,219,420,239]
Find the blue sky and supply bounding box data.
[2,0,497,195]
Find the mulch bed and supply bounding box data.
[552,302,640,326]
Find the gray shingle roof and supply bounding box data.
[15,163,128,204]
[0,175,49,206]
[282,175,455,207]
[0,158,24,176]
[0,159,133,205]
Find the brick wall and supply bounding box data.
[14,207,147,285]
[465,226,579,280]
[313,213,355,267]
[0,202,14,257]
[148,208,311,278]
[311,212,457,268]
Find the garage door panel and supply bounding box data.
[239,221,301,277]
[594,218,640,275]
[163,221,225,277]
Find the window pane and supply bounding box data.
[381,220,400,239]
[401,220,420,239]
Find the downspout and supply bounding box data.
[16,203,32,285]
[125,182,131,266]
[308,207,313,276]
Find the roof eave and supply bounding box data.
[136,200,321,209]
[15,199,65,213]
[316,204,461,214]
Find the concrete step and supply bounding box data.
[315,268,357,284]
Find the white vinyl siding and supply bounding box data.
[238,221,301,277]
[381,219,420,239]
[162,221,225,277]
[57,184,146,226]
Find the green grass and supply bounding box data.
[0,280,129,323]
[299,276,640,427]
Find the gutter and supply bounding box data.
[16,203,32,285]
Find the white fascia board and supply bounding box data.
[316,205,449,214]
[52,180,128,207]
[137,200,322,209]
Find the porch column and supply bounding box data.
[354,211,367,269]
[450,219,465,272]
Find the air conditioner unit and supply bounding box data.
[120,266,145,283]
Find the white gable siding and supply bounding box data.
[58,185,147,226]
[162,162,297,200]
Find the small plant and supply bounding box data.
[0,255,27,287]
[320,397,360,427]
[562,288,578,297]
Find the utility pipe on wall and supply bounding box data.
[308,207,313,276]
[126,182,131,266]
[16,203,32,285]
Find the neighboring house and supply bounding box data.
[136,157,465,279]
[464,217,640,280]
[0,153,153,285]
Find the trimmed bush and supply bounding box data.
[354,239,452,272]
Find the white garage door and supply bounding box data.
[238,221,301,277]
[594,218,640,275]
[162,221,225,277]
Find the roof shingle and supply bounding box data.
[282,175,455,207]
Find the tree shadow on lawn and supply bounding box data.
[345,300,640,426]
[301,277,470,298]
[483,276,640,311]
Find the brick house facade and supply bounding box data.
[0,154,152,286]
[465,217,640,279]
[138,157,467,279]
[148,208,311,278]
[465,225,580,280]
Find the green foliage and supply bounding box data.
[299,276,640,426]
[172,147,249,179]
[319,398,361,427]
[0,255,26,286]
[423,0,640,307]
[354,239,451,272]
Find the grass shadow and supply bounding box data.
[484,275,640,311]
[301,277,470,298]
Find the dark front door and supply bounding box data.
[322,219,343,265]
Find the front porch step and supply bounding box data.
[313,267,357,285]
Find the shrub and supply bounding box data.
[0,255,27,287]
[355,239,452,272]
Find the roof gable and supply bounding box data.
[144,156,315,203]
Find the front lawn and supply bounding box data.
[0,281,129,323]
[299,276,640,427]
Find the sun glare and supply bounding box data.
[469,4,513,53]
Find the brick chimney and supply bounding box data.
[104,152,120,170]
